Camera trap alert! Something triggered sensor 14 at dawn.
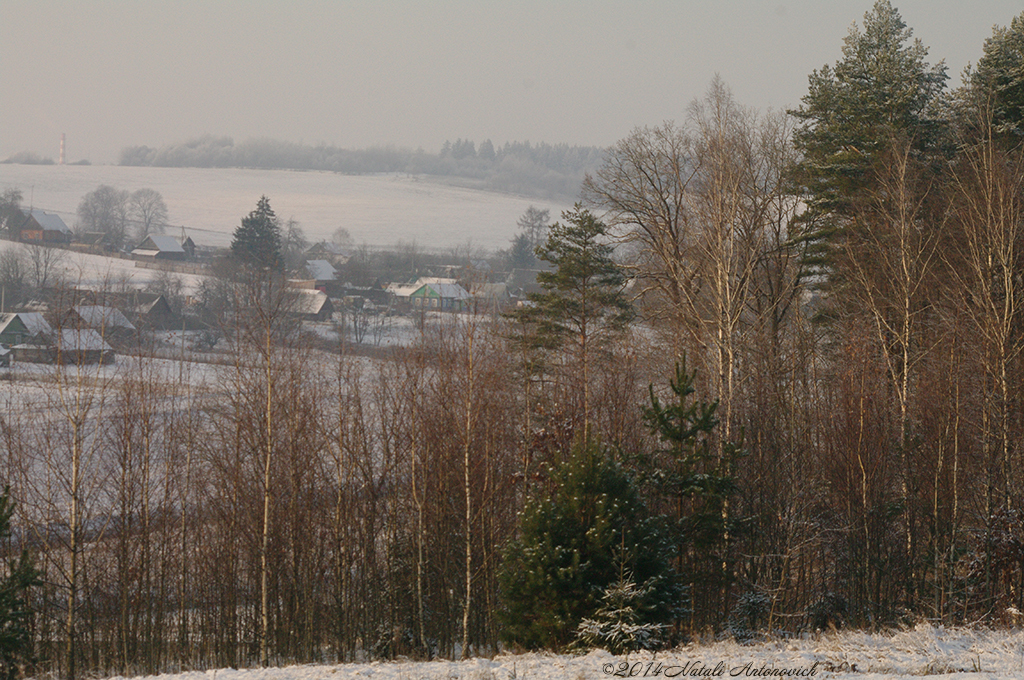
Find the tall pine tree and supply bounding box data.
[972,11,1024,141]
[512,205,632,437]
[790,1,947,219]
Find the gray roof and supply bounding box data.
[56,329,113,352]
[8,312,53,336]
[74,306,136,331]
[305,260,337,281]
[28,210,70,234]
[136,234,185,253]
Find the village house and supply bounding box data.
[52,328,116,364]
[131,234,191,261]
[304,260,338,288]
[409,280,471,312]
[289,290,335,323]
[0,312,53,347]
[71,305,136,333]
[12,209,72,244]
[469,281,511,313]
[304,241,351,266]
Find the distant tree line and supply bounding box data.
[118,136,604,201]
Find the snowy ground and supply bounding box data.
[0,239,210,293]
[99,625,1024,680]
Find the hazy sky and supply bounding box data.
[2,1,1021,164]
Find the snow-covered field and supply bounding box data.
[0,238,210,292]
[98,625,1024,680]
[0,165,573,251]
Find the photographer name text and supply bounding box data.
[602,660,824,678]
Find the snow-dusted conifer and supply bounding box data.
[575,554,667,654]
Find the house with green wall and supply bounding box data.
[0,312,52,347]
[409,281,470,312]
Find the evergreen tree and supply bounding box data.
[508,232,537,270]
[790,1,947,219]
[0,489,40,680]
[574,553,668,654]
[634,359,740,626]
[498,440,681,651]
[230,195,283,271]
[972,12,1024,140]
[517,205,633,433]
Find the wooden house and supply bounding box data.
[53,329,115,364]
[72,305,136,332]
[304,260,338,286]
[469,282,511,313]
[289,290,335,322]
[13,209,72,244]
[409,281,470,312]
[0,312,53,347]
[305,242,351,266]
[131,234,188,261]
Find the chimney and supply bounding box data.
[60,133,66,165]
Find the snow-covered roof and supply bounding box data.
[74,306,136,331]
[14,312,52,336]
[417,282,470,300]
[136,235,184,253]
[292,290,332,315]
[305,260,337,281]
[56,328,113,352]
[386,282,421,298]
[28,210,70,234]
[0,313,21,335]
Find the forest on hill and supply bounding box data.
[118,136,604,201]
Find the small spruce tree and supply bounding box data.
[575,551,668,654]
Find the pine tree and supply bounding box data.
[790,1,947,219]
[972,12,1024,140]
[634,359,740,626]
[515,204,632,435]
[230,195,283,271]
[0,489,40,680]
[497,440,681,650]
[530,205,632,342]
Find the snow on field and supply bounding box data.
[101,625,1024,680]
[0,165,573,251]
[0,239,210,293]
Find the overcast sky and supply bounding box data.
[2,0,1021,165]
